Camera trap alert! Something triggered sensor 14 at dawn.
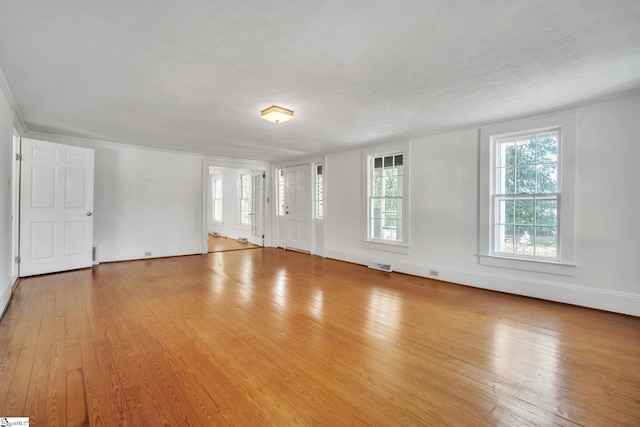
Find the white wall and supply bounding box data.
[325,92,640,316]
[0,85,14,315]
[26,135,205,262]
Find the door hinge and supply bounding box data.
[15,256,21,263]
[262,172,266,179]
[16,153,22,161]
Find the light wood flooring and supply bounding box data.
[208,234,260,253]
[1,249,639,425]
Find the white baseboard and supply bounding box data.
[325,249,640,317]
[99,246,203,263]
[0,278,13,320]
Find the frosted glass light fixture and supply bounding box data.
[261,105,294,124]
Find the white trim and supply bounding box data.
[325,249,640,317]
[201,158,270,254]
[361,240,410,255]
[478,255,576,276]
[362,140,411,252]
[99,245,203,263]
[479,112,576,274]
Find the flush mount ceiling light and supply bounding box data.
[260,105,294,124]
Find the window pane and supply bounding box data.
[536,132,558,164]
[515,198,534,224]
[515,225,534,255]
[496,139,515,168]
[372,177,382,197]
[535,226,557,258]
[371,198,382,218]
[384,176,400,197]
[536,198,557,226]
[495,167,516,194]
[495,197,514,225]
[394,155,403,166]
[536,163,557,193]
[494,224,513,254]
[384,156,393,167]
[384,198,398,218]
[516,136,536,166]
[374,157,382,169]
[382,219,399,240]
[516,165,536,194]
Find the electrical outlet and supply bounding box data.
[144,251,152,257]
[429,269,439,277]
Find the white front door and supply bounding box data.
[284,164,311,252]
[20,138,95,277]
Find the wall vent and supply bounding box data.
[92,244,99,265]
[368,261,393,272]
[238,237,248,243]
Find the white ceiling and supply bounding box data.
[1,1,639,162]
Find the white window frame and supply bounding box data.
[362,141,410,254]
[479,112,576,276]
[315,164,324,219]
[276,168,285,217]
[211,175,223,223]
[239,173,251,225]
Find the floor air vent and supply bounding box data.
[368,261,393,272]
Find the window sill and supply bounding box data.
[362,240,409,255]
[479,254,576,276]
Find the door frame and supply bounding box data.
[201,158,270,253]
[11,129,20,283]
[273,156,325,256]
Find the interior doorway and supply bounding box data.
[202,159,269,254]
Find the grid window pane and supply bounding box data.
[535,226,557,258]
[515,198,534,225]
[493,129,559,259]
[536,198,557,226]
[369,152,404,242]
[536,163,557,193]
[515,225,535,255]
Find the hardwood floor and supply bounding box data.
[1,249,639,426]
[208,234,260,253]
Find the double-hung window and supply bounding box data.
[363,142,410,253]
[493,131,559,258]
[479,113,576,275]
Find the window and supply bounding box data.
[212,176,222,222]
[315,165,323,219]
[239,173,251,225]
[493,131,558,258]
[370,154,403,241]
[363,141,410,253]
[277,168,285,216]
[479,113,576,275]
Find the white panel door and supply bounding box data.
[20,138,95,277]
[284,164,311,252]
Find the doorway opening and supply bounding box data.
[202,160,269,254]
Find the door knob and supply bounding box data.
[86,212,93,216]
